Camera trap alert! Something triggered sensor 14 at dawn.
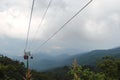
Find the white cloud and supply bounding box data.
[0,0,120,55]
[83,20,108,40]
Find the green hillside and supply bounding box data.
[1,53,120,80]
[0,55,25,80]
[1,47,120,80]
[66,47,120,66]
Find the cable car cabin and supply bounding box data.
[30,56,33,59]
[24,55,28,60]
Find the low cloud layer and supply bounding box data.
[0,0,120,56]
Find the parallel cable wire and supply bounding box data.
[33,0,93,52]
[25,0,35,51]
[29,0,53,50]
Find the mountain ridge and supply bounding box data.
[13,47,120,71]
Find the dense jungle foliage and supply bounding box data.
[0,55,120,80]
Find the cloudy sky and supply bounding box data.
[0,0,120,56]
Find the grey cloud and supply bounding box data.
[0,0,120,56]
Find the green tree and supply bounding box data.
[97,56,120,80]
[69,59,106,80]
[69,59,81,80]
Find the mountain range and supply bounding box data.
[15,47,120,71]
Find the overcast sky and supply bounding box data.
[0,0,120,56]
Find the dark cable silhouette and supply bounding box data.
[25,0,35,51]
[33,0,93,52]
[29,0,53,50]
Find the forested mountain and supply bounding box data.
[1,47,120,80]
[27,47,120,71]
[0,56,25,80]
[1,55,120,80]
[66,47,120,66]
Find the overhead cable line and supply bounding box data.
[29,0,53,49]
[24,1,35,78]
[25,0,35,51]
[33,0,93,52]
